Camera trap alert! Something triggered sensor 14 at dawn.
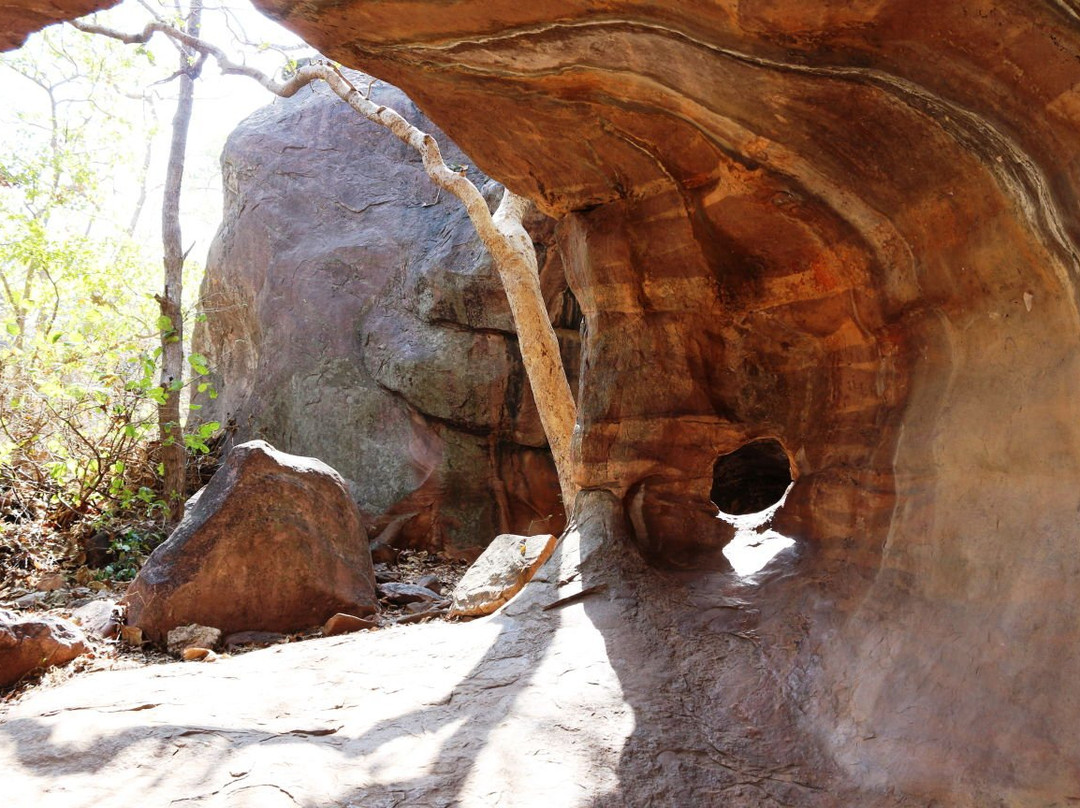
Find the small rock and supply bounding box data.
[369,541,399,564]
[415,574,443,595]
[223,631,287,651]
[322,613,378,636]
[0,609,90,688]
[374,567,400,584]
[166,624,222,656]
[449,533,558,617]
[394,608,448,625]
[377,582,440,605]
[70,599,120,639]
[81,530,113,569]
[14,592,47,610]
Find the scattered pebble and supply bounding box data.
[322,613,378,636]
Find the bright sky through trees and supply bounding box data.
[0,0,313,258]
[0,1,316,524]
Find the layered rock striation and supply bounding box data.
[192,81,578,557]
[249,2,1080,804]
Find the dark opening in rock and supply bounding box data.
[711,439,793,516]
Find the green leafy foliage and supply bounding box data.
[0,25,221,536]
[97,527,167,581]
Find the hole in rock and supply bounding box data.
[712,438,796,577]
[710,438,793,516]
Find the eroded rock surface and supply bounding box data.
[0,1,118,51]
[192,80,577,558]
[242,2,1080,803]
[122,440,377,643]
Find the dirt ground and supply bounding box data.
[0,517,470,712]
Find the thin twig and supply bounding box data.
[541,583,608,612]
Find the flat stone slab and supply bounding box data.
[0,528,634,808]
[449,533,558,617]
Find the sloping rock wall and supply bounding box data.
[249,1,1080,804]
[0,1,118,50]
[192,81,578,557]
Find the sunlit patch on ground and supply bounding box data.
[718,483,796,577]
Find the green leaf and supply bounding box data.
[188,353,210,375]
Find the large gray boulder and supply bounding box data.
[191,79,578,559]
[122,440,377,643]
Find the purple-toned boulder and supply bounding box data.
[191,80,576,559]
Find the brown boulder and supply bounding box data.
[0,610,89,688]
[122,440,377,643]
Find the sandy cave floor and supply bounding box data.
[0,528,638,808]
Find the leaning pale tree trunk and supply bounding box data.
[70,16,580,513]
[156,0,202,522]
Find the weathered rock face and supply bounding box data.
[251,2,1080,804]
[0,610,88,688]
[0,1,117,51]
[122,440,378,643]
[192,80,576,558]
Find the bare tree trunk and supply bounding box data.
[127,102,156,237]
[157,0,202,522]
